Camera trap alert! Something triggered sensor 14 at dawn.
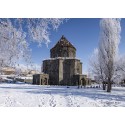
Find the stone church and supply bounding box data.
[33,35,88,86]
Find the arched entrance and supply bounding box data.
[81,78,86,87]
[44,78,47,85]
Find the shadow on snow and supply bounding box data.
[0,84,125,103]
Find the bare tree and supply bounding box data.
[116,55,125,73]
[90,48,107,90]
[115,55,125,83]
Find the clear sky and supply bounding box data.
[29,18,125,74]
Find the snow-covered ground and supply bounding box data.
[0,83,125,107]
[0,75,33,80]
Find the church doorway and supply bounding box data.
[41,79,43,85]
[81,78,86,87]
[44,78,47,85]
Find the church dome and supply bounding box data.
[53,35,76,50]
[50,35,76,58]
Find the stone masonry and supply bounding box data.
[33,35,88,86]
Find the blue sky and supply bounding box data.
[29,18,125,74]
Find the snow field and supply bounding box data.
[0,83,125,107]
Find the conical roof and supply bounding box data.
[51,35,76,50]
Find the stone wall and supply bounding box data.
[43,59,59,85]
[73,74,88,86]
[33,74,49,85]
[50,46,76,58]
[43,58,83,86]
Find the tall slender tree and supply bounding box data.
[90,18,121,92]
[99,18,121,92]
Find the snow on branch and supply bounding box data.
[0,18,66,71]
[89,18,121,91]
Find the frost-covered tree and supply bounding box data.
[90,18,121,92]
[25,18,66,46]
[115,55,125,83]
[117,55,125,73]
[0,19,31,74]
[0,18,66,73]
[99,18,121,92]
[90,48,107,90]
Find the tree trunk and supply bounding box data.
[107,79,112,92]
[102,82,106,90]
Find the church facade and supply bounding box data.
[33,35,88,86]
